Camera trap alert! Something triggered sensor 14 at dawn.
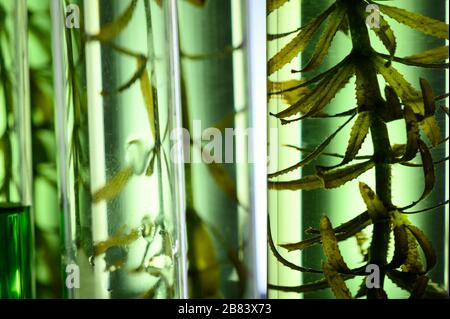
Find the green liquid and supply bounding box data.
[0,204,32,299]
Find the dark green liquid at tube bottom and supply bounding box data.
[0,204,32,299]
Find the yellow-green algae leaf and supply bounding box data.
[301,4,347,72]
[320,216,351,273]
[88,0,138,42]
[93,167,134,203]
[322,261,352,299]
[267,4,335,75]
[379,4,449,40]
[372,14,397,56]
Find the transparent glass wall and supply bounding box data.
[177,0,255,298]
[51,0,186,298]
[268,0,449,299]
[0,0,33,299]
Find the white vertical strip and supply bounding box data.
[166,0,188,299]
[246,0,267,298]
[83,0,109,298]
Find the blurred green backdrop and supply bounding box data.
[28,0,61,298]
